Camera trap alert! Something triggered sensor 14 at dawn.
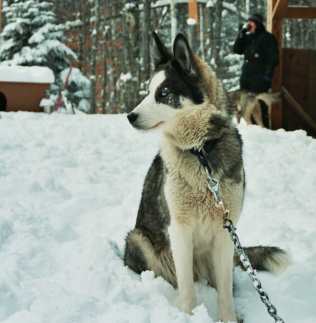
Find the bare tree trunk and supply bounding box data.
[245,0,250,14]
[108,4,119,113]
[170,0,177,41]
[131,1,141,110]
[236,0,243,26]
[213,0,223,73]
[206,4,215,63]
[142,0,151,81]
[90,0,100,114]
[199,3,205,59]
[77,0,85,70]
[0,0,3,32]
[102,3,109,114]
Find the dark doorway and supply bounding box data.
[0,92,7,111]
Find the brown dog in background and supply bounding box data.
[229,90,280,128]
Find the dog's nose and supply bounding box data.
[127,112,138,124]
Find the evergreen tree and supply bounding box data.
[0,0,91,113]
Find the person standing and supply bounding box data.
[233,13,279,94]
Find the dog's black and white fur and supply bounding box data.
[124,33,289,322]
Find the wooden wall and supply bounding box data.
[282,48,316,137]
[0,82,50,112]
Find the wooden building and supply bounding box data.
[267,0,316,136]
[0,66,54,112]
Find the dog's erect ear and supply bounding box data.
[173,33,194,74]
[152,31,171,68]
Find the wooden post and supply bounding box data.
[267,0,287,129]
[188,0,198,23]
[188,0,198,51]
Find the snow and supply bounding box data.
[0,112,316,323]
[186,18,197,26]
[0,66,54,84]
[119,72,132,83]
[206,0,216,7]
[123,3,136,11]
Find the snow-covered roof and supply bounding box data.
[0,66,55,84]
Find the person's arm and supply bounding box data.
[233,26,249,55]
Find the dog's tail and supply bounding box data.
[234,246,290,274]
[255,92,280,106]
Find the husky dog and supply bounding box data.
[230,90,280,127]
[124,33,289,322]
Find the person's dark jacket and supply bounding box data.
[233,24,279,93]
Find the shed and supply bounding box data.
[267,0,316,137]
[0,66,55,112]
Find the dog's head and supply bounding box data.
[127,32,205,130]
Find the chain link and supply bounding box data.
[192,148,285,323]
[223,218,285,323]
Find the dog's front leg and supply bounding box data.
[213,232,237,322]
[169,218,196,314]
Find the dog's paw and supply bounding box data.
[217,312,239,323]
[176,294,197,314]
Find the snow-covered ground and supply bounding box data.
[0,112,315,323]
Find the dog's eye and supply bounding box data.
[160,87,170,97]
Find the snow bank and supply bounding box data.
[0,113,315,323]
[0,66,54,84]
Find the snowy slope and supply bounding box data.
[0,112,315,323]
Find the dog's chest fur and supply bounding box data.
[160,136,243,253]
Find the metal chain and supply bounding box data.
[191,148,285,323]
[223,218,285,323]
